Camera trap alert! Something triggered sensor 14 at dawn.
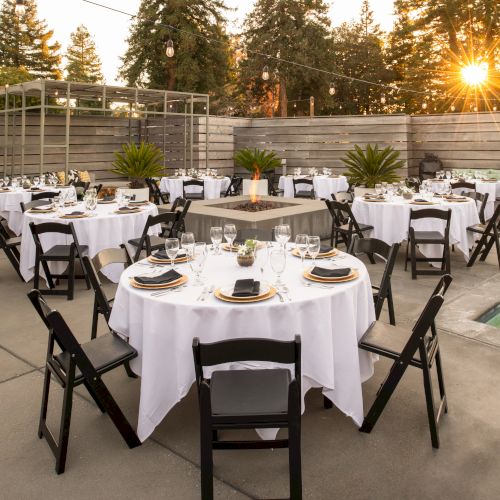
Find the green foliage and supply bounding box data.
[342,144,403,187]
[66,25,103,83]
[0,0,61,80]
[0,66,31,86]
[112,142,165,188]
[234,148,281,179]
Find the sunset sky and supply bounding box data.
[37,0,396,85]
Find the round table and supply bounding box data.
[428,179,498,219]
[108,247,376,442]
[0,186,71,235]
[159,176,231,201]
[352,196,480,265]
[19,201,159,283]
[278,175,349,199]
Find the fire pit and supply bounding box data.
[181,195,331,243]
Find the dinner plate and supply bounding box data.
[219,283,271,301]
[59,213,89,219]
[363,198,386,202]
[114,208,141,214]
[444,198,469,203]
[97,199,116,204]
[410,201,437,205]
[214,286,276,303]
[28,208,55,214]
[147,252,190,264]
[128,200,150,206]
[129,274,187,290]
[303,268,359,283]
[291,248,338,259]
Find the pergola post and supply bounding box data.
[190,95,194,170]
[205,96,209,170]
[65,82,71,177]
[39,82,45,175]
[3,86,8,177]
[21,90,25,176]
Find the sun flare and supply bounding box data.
[461,62,489,87]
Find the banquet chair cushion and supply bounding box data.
[295,190,313,198]
[3,235,21,247]
[185,192,204,200]
[54,333,137,384]
[467,223,487,234]
[128,235,165,249]
[412,230,446,242]
[210,369,290,417]
[43,244,89,259]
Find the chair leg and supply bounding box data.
[434,350,448,414]
[445,242,451,275]
[83,380,106,413]
[410,239,417,279]
[124,361,138,378]
[323,395,333,409]
[80,257,91,290]
[91,299,99,340]
[67,257,75,301]
[421,353,440,449]
[387,286,396,326]
[404,240,409,271]
[34,257,41,291]
[200,417,213,499]
[55,380,74,474]
[38,366,52,439]
[288,405,302,499]
[41,259,55,290]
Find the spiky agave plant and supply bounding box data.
[111,142,165,188]
[234,148,282,180]
[342,144,403,188]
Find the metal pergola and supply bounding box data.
[0,79,210,177]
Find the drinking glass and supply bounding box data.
[270,248,286,289]
[307,236,321,268]
[180,232,195,257]
[295,234,308,267]
[381,182,388,194]
[210,226,223,254]
[275,224,291,248]
[165,238,180,269]
[189,242,207,286]
[374,184,382,195]
[255,243,269,280]
[223,223,237,249]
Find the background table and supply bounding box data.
[279,175,349,199]
[352,196,480,265]
[19,201,159,283]
[159,176,231,201]
[109,248,376,442]
[0,187,70,235]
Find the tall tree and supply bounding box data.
[66,25,104,83]
[119,0,231,105]
[238,0,333,117]
[0,0,61,80]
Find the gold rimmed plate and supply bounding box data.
[97,199,116,204]
[129,274,187,290]
[29,208,55,214]
[303,268,359,283]
[410,201,437,205]
[147,253,190,264]
[114,208,141,214]
[128,200,151,206]
[214,286,277,303]
[363,198,386,203]
[59,213,89,219]
[291,248,338,259]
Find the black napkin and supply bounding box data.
[152,249,186,261]
[413,198,427,203]
[103,195,115,201]
[66,211,84,216]
[232,279,260,297]
[310,267,351,278]
[118,206,138,211]
[319,245,333,254]
[134,269,182,285]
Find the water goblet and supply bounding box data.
[223,223,237,250]
[275,224,291,248]
[189,242,207,286]
[180,232,195,257]
[381,182,388,194]
[374,183,382,195]
[307,236,321,268]
[295,234,308,268]
[210,226,223,254]
[165,238,180,269]
[270,248,286,290]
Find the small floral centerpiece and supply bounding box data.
[236,239,258,267]
[399,186,414,199]
[187,168,199,179]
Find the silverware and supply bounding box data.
[276,291,285,303]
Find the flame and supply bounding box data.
[249,170,260,203]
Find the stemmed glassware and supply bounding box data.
[270,248,286,290]
[223,223,237,249]
[381,182,388,194]
[189,242,207,286]
[374,183,382,195]
[307,236,320,268]
[180,232,195,257]
[295,234,308,267]
[275,224,291,248]
[165,238,180,269]
[210,226,223,254]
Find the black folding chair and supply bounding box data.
[32,191,59,201]
[349,236,400,325]
[325,199,374,261]
[72,181,90,200]
[222,175,243,197]
[467,204,500,268]
[451,181,475,193]
[91,183,103,195]
[29,221,90,300]
[128,212,180,262]
[183,179,205,200]
[463,191,489,224]
[404,208,451,279]
[27,289,141,474]
[331,191,353,204]
[193,336,302,500]
[21,199,55,213]
[293,178,315,199]
[264,170,284,196]
[146,177,169,205]
[357,275,452,448]
[406,177,421,191]
[170,197,191,235]
[0,216,22,279]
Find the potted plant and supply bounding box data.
[236,239,258,267]
[111,142,165,201]
[341,144,403,197]
[234,148,281,196]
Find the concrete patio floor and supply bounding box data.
[1,244,499,499]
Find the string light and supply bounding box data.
[450,105,455,112]
[380,93,386,105]
[15,0,25,15]
[494,106,498,112]
[422,102,428,110]
[328,82,336,96]
[165,39,174,58]
[261,66,270,81]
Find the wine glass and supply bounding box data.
[254,243,269,281]
[374,183,382,195]
[223,223,237,250]
[210,226,223,254]
[307,236,321,268]
[275,224,291,248]
[189,242,207,286]
[165,238,180,269]
[381,182,388,194]
[180,232,195,258]
[295,234,308,267]
[270,248,286,290]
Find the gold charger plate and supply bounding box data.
[28,208,55,214]
[363,198,386,203]
[97,199,116,204]
[129,274,187,290]
[129,201,151,206]
[60,213,89,219]
[303,269,359,283]
[410,201,437,205]
[291,248,338,259]
[444,198,469,203]
[147,254,190,264]
[214,286,277,303]
[114,208,141,214]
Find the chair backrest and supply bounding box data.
[32,191,59,201]
[464,191,489,224]
[331,191,353,203]
[406,177,421,190]
[481,204,500,233]
[29,221,83,255]
[183,179,204,198]
[409,208,452,233]
[451,181,475,191]
[171,199,191,236]
[72,181,90,191]
[192,336,301,388]
[171,196,187,212]
[325,199,362,233]
[91,184,103,195]
[145,178,161,203]
[224,175,242,197]
[133,212,180,260]
[21,199,53,213]
[293,178,314,193]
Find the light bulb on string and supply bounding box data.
[15,0,25,15]
[494,105,498,112]
[450,105,455,112]
[380,93,386,105]
[165,39,174,58]
[422,102,428,110]
[473,105,478,112]
[262,66,270,81]
[328,82,336,96]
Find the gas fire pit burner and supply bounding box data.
[232,200,279,212]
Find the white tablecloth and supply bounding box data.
[0,187,67,235]
[278,175,349,199]
[428,180,498,220]
[352,196,480,265]
[19,202,159,283]
[159,176,231,201]
[109,249,376,442]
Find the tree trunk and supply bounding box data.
[279,78,288,117]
